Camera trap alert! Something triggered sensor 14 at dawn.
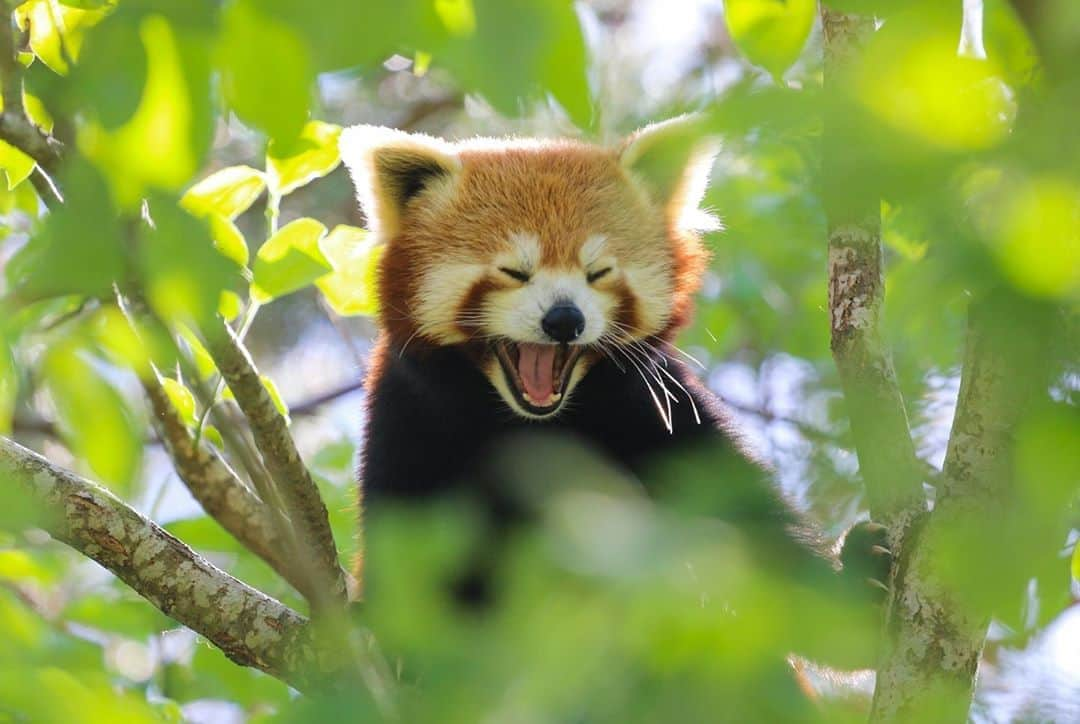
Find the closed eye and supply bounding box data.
[586,267,612,284]
[498,267,531,283]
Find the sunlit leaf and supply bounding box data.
[991,176,1080,298]
[0,336,15,434]
[316,225,383,317]
[0,141,36,190]
[21,91,54,133]
[857,23,1013,151]
[44,341,141,491]
[217,0,312,143]
[218,289,243,322]
[15,0,110,74]
[80,14,201,208]
[724,0,816,79]
[0,549,55,583]
[250,217,330,303]
[1072,541,1080,584]
[205,213,249,268]
[57,0,109,8]
[260,374,289,424]
[178,324,215,379]
[139,195,241,330]
[435,0,476,35]
[89,305,150,378]
[161,376,196,426]
[181,166,266,221]
[267,121,342,196]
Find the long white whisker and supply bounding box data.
[609,343,672,433]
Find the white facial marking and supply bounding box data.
[506,231,541,272]
[487,269,613,344]
[580,234,608,266]
[415,261,486,343]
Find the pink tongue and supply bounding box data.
[517,343,557,403]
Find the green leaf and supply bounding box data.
[217,289,243,322]
[267,121,342,196]
[260,374,289,424]
[178,324,216,379]
[15,0,109,74]
[44,341,141,491]
[181,166,266,221]
[6,159,124,302]
[80,14,204,208]
[217,0,312,143]
[207,213,249,267]
[316,225,384,317]
[724,0,816,79]
[57,0,110,8]
[250,217,330,303]
[89,306,151,378]
[22,91,54,133]
[0,549,54,584]
[0,336,15,435]
[0,141,36,190]
[441,0,592,127]
[161,377,196,426]
[139,194,241,330]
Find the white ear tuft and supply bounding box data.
[339,125,461,238]
[620,115,720,230]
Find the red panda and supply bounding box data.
[339,118,886,643]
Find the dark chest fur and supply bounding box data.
[359,340,776,520]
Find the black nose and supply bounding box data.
[541,303,585,343]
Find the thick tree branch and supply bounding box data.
[870,296,1050,721]
[206,326,349,610]
[821,8,926,533]
[142,374,307,594]
[0,435,325,692]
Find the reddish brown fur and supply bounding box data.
[374,140,708,350]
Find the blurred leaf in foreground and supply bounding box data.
[724,0,815,80]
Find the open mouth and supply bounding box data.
[493,340,583,416]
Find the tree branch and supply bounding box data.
[821,8,927,533]
[0,8,63,202]
[869,295,1051,721]
[206,326,349,611]
[142,373,307,594]
[0,435,325,692]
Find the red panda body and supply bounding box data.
[341,121,886,647]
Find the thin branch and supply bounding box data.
[142,373,304,593]
[0,435,325,692]
[0,11,63,189]
[206,326,349,611]
[290,378,364,416]
[820,8,926,532]
[0,13,25,116]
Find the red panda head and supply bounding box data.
[340,118,718,420]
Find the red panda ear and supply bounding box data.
[619,115,720,230]
[339,125,461,237]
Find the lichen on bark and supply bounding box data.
[0,435,324,692]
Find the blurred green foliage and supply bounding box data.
[0,0,1076,721]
